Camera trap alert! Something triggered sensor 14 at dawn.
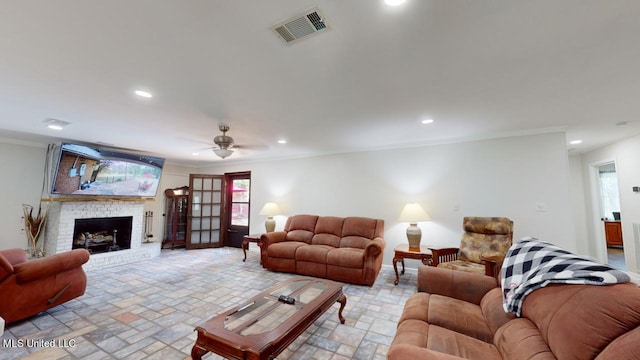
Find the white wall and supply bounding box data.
[569,156,590,255]
[0,132,575,269]
[0,141,47,250]
[197,132,575,267]
[576,134,640,273]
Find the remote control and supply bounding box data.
[278,295,296,304]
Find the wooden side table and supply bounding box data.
[242,233,263,262]
[393,244,432,285]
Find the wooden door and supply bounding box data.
[187,174,225,249]
[224,172,251,248]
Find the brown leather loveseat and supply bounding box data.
[260,215,385,286]
[0,248,90,324]
[388,266,640,359]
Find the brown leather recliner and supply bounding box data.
[0,248,90,324]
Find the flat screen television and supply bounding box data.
[51,142,165,197]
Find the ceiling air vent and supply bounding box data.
[272,8,329,44]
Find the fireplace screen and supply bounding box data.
[73,216,132,254]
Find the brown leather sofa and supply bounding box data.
[0,248,90,324]
[388,266,640,359]
[260,215,385,286]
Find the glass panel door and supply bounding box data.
[225,172,251,248]
[187,174,224,249]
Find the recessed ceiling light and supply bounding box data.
[569,140,583,145]
[135,90,152,98]
[43,118,70,130]
[192,152,199,156]
[278,139,287,144]
[385,0,406,6]
[421,119,434,124]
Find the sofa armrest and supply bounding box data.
[0,248,28,266]
[429,247,459,267]
[481,255,505,282]
[1,249,28,282]
[388,344,467,360]
[417,266,497,305]
[260,231,287,247]
[0,254,13,282]
[365,237,385,257]
[13,249,90,284]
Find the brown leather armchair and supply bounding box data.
[430,217,513,281]
[0,248,90,324]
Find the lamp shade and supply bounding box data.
[398,203,431,223]
[259,203,281,216]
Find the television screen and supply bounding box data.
[51,143,165,197]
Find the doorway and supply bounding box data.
[224,171,251,248]
[186,174,224,249]
[597,162,626,270]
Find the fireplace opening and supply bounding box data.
[73,216,132,254]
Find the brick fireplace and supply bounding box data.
[44,200,160,270]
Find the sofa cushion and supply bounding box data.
[596,327,640,359]
[285,214,319,232]
[339,217,383,249]
[438,260,485,274]
[286,230,314,244]
[393,320,501,360]
[326,248,364,268]
[312,216,343,247]
[521,283,640,360]
[428,326,501,359]
[480,288,515,336]
[459,217,513,263]
[267,242,307,259]
[284,215,319,244]
[428,294,493,343]
[296,245,333,263]
[494,318,554,360]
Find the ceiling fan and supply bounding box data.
[212,124,235,159]
[210,124,268,159]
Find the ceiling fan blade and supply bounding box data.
[234,144,269,151]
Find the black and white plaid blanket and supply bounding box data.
[501,238,630,316]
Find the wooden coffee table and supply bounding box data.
[191,276,347,360]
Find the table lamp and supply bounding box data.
[399,203,431,250]
[259,203,281,232]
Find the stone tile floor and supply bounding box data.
[1,247,419,359]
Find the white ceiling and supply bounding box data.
[1,0,639,165]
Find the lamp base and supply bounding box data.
[265,217,276,233]
[406,223,422,251]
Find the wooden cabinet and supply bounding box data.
[163,186,189,249]
[604,220,623,247]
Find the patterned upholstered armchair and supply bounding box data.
[430,217,513,281]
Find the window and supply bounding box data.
[231,179,250,226]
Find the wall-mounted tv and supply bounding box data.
[51,143,165,197]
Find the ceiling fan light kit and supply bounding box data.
[213,124,234,159]
[213,148,234,159]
